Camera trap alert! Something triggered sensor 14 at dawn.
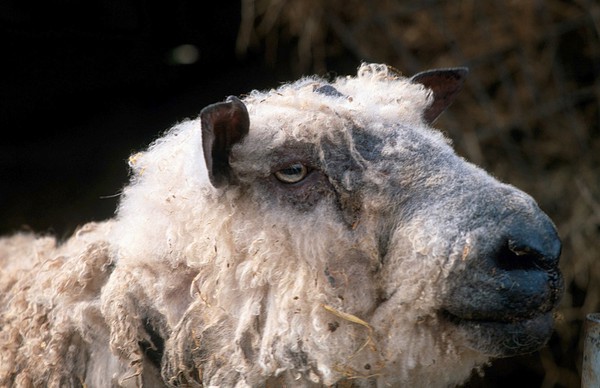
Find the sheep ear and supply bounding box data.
[200,96,249,188]
[411,68,468,124]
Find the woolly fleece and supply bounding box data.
[0,63,559,387]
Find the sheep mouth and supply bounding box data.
[441,310,555,357]
[440,268,563,357]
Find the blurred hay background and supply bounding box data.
[238,0,599,386]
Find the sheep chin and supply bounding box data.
[442,310,555,357]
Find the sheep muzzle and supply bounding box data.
[441,199,563,357]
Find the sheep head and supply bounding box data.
[111,64,562,387]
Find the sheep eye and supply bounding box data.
[274,163,308,184]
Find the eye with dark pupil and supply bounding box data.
[274,163,308,183]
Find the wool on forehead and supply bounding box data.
[243,63,434,132]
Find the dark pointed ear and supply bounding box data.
[200,96,249,188]
[411,68,468,124]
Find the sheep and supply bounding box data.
[0,63,563,387]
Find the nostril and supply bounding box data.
[496,235,561,271]
[490,211,562,271]
[496,243,542,271]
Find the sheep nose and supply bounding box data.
[442,209,563,325]
[496,213,561,271]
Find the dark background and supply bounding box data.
[0,1,296,237]
[1,1,599,387]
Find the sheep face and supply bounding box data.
[119,64,562,387]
